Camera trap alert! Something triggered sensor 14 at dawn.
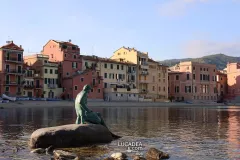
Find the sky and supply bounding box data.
[0,0,240,60]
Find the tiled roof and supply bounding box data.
[52,40,77,47]
[81,55,136,65]
[0,41,23,51]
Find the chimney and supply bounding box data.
[20,45,22,48]
[69,39,71,42]
[11,41,13,43]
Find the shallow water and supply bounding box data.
[0,106,240,159]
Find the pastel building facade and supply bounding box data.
[0,41,24,96]
[226,62,240,101]
[24,54,62,98]
[81,55,138,101]
[22,63,35,97]
[168,61,217,101]
[42,40,103,100]
[148,59,168,101]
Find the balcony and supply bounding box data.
[25,73,34,77]
[5,57,23,63]
[35,85,42,89]
[140,71,148,75]
[140,89,148,94]
[5,69,25,75]
[34,74,43,79]
[24,85,35,89]
[127,70,136,74]
[97,76,103,80]
[48,84,57,89]
[5,81,21,85]
[139,79,149,83]
[106,88,139,93]
[140,61,149,69]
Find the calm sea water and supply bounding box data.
[0,106,240,160]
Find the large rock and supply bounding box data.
[29,124,113,149]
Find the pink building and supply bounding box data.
[168,61,217,102]
[42,40,103,100]
[0,41,24,96]
[226,62,240,100]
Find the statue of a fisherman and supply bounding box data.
[75,84,120,139]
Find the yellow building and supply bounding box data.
[24,54,62,98]
[22,64,35,97]
[81,55,139,101]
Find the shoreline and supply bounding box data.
[0,100,240,109]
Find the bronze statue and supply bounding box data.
[75,84,121,139]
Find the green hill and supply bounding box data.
[158,54,240,70]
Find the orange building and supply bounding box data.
[0,41,24,96]
[216,71,227,101]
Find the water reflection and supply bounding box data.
[0,106,240,159]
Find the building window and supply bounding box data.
[104,63,107,68]
[207,68,208,71]
[98,79,100,84]
[193,74,195,80]
[81,78,84,82]
[193,67,195,70]
[117,65,119,70]
[195,86,197,93]
[213,69,215,72]
[152,86,155,91]
[66,72,69,76]
[104,73,107,78]
[55,70,58,74]
[45,69,48,73]
[163,87,165,91]
[72,62,77,68]
[200,74,202,80]
[45,78,47,84]
[121,65,124,70]
[176,75,179,80]
[5,86,9,92]
[111,64,113,69]
[221,85,223,88]
[50,69,53,74]
[200,68,202,71]
[91,89,93,92]
[98,89,101,93]
[187,74,189,80]
[64,54,67,57]
[204,68,205,71]
[74,85,78,90]
[74,55,76,59]
[121,94,123,97]
[159,87,161,91]
[85,62,88,67]
[104,83,107,88]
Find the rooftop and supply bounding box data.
[0,41,24,51]
[81,55,136,65]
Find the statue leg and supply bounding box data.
[96,113,107,128]
[80,115,85,124]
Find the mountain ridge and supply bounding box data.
[158,54,240,70]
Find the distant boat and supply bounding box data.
[2,94,16,101]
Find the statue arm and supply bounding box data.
[80,92,92,113]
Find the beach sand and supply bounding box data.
[0,100,238,109]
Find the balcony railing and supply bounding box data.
[35,85,42,89]
[140,61,148,65]
[140,89,148,94]
[140,71,148,75]
[24,85,35,89]
[34,74,43,78]
[5,69,25,74]
[5,81,21,85]
[25,74,34,77]
[127,70,136,74]
[5,57,23,63]
[48,84,57,89]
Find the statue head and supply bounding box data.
[83,84,91,93]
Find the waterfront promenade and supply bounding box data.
[0,100,239,108]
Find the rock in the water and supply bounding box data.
[53,150,77,160]
[111,152,127,160]
[145,148,169,160]
[29,124,113,148]
[31,148,45,154]
[133,155,146,160]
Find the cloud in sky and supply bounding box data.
[158,0,210,17]
[182,39,240,57]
